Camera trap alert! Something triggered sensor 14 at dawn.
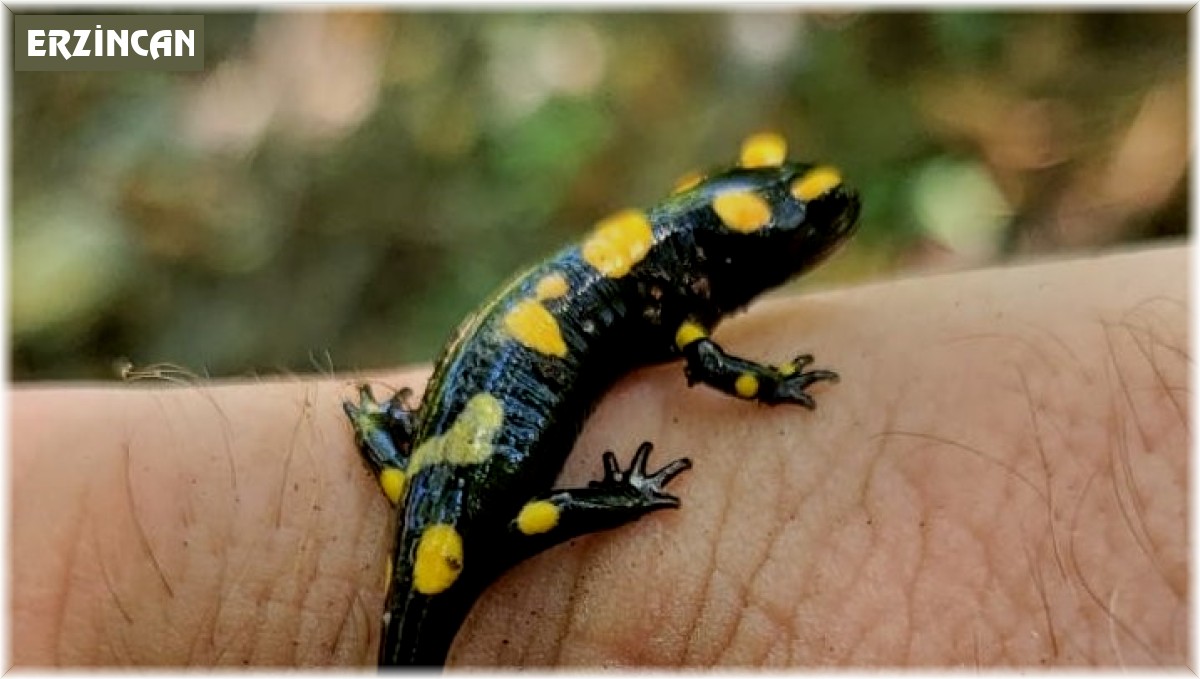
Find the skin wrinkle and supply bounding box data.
[715,449,787,665]
[238,382,381,665]
[753,458,820,667]
[820,429,888,667]
[917,332,1056,662]
[878,431,1046,504]
[769,402,861,664]
[888,374,1027,662]
[862,433,905,630]
[699,441,779,665]
[310,438,378,663]
[676,455,733,665]
[323,521,381,661]
[823,513,875,664]
[751,453,795,663]
[549,544,587,665]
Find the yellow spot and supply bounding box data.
[534,273,569,301]
[674,320,708,350]
[672,170,705,195]
[409,393,504,474]
[740,132,788,168]
[735,373,760,399]
[516,500,561,535]
[413,524,464,595]
[713,191,772,233]
[581,209,654,278]
[778,361,798,377]
[379,467,407,505]
[791,166,843,202]
[504,299,567,357]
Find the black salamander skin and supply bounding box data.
[344,141,861,666]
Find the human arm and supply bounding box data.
[13,244,1187,667]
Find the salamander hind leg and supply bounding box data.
[505,442,692,561]
[675,320,839,408]
[343,384,417,505]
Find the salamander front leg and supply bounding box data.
[343,384,417,505]
[504,442,692,562]
[674,319,838,408]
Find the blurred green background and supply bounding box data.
[11,11,1188,380]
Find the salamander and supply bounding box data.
[344,132,861,666]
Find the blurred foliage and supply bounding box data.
[11,11,1188,380]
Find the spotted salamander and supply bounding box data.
[344,133,861,666]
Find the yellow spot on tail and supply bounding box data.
[778,361,798,377]
[504,299,568,357]
[672,170,705,195]
[791,166,842,202]
[516,500,561,535]
[409,393,504,474]
[582,209,654,278]
[740,132,787,168]
[534,273,569,301]
[413,524,464,595]
[379,467,407,505]
[735,373,760,398]
[713,191,772,233]
[675,320,708,350]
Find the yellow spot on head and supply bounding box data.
[379,467,407,505]
[504,299,568,357]
[672,170,705,195]
[713,191,772,233]
[582,209,654,278]
[778,361,798,377]
[674,320,708,350]
[740,132,788,168]
[516,500,561,535]
[413,524,464,595]
[408,393,504,474]
[534,273,569,301]
[791,166,843,202]
[735,373,760,399]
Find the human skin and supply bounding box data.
[12,244,1187,667]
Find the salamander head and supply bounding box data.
[665,137,861,315]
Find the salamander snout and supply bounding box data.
[783,163,861,258]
